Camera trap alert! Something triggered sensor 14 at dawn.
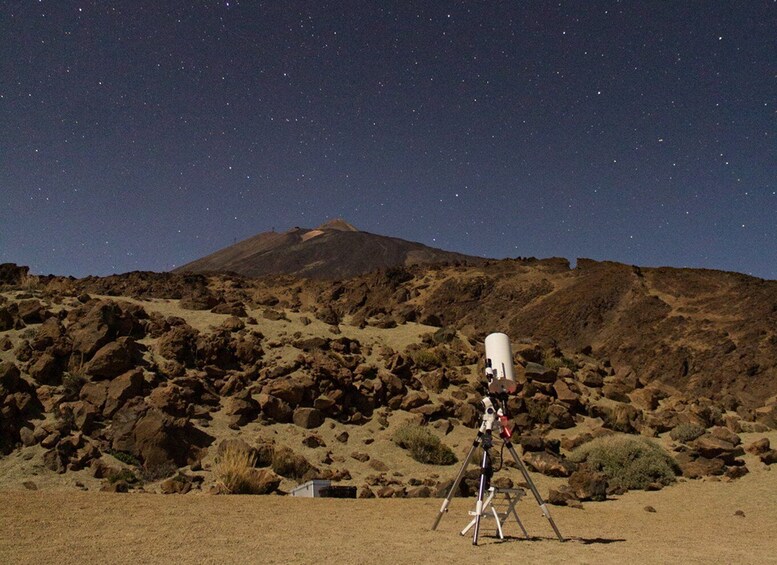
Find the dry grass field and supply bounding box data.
[2,450,776,565]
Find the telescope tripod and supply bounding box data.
[431,395,564,545]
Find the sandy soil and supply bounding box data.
[2,455,776,565]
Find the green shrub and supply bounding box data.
[61,372,86,400]
[108,468,138,485]
[393,423,457,465]
[411,349,442,371]
[108,450,141,467]
[669,423,706,443]
[570,434,678,491]
[543,355,576,371]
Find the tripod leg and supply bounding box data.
[472,447,491,545]
[431,432,481,530]
[504,441,565,542]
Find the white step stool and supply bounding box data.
[461,487,529,540]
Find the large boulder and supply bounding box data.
[0,304,23,331]
[224,391,260,427]
[156,325,199,367]
[400,390,430,410]
[28,352,64,385]
[31,318,64,351]
[84,338,141,380]
[257,394,293,423]
[676,454,726,478]
[0,361,21,390]
[593,403,643,433]
[292,407,325,429]
[79,381,109,411]
[262,375,315,407]
[103,368,144,417]
[59,400,99,434]
[567,464,608,501]
[147,383,189,416]
[628,387,664,411]
[525,362,556,384]
[17,299,50,324]
[547,402,575,429]
[0,263,30,286]
[68,301,126,358]
[552,379,580,406]
[691,435,743,463]
[132,410,210,470]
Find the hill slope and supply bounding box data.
[173,220,484,279]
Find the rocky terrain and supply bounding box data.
[1,259,776,503]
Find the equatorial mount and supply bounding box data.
[431,332,564,545]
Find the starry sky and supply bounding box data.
[1,1,775,279]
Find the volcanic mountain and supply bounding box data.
[173,219,485,279]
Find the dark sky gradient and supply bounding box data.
[2,1,775,278]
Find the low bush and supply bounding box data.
[411,349,442,371]
[107,468,138,485]
[214,443,258,494]
[107,450,141,467]
[271,446,313,480]
[570,434,678,491]
[141,461,178,482]
[669,423,706,443]
[393,423,457,465]
[543,356,576,371]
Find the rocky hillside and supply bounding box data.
[173,220,485,279]
[1,262,776,500]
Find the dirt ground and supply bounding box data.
[2,459,776,565]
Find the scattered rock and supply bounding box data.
[292,407,324,429]
[522,451,575,477]
[744,438,770,455]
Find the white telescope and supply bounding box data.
[485,332,517,394]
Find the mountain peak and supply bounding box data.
[174,220,483,279]
[316,219,359,232]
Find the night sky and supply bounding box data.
[2,2,775,279]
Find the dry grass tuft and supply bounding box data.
[213,444,258,494]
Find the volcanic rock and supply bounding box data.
[84,338,141,380]
[521,450,575,477]
[17,299,50,324]
[28,352,63,385]
[744,437,770,455]
[525,362,556,383]
[103,368,145,417]
[293,407,325,429]
[224,391,260,427]
[568,464,609,501]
